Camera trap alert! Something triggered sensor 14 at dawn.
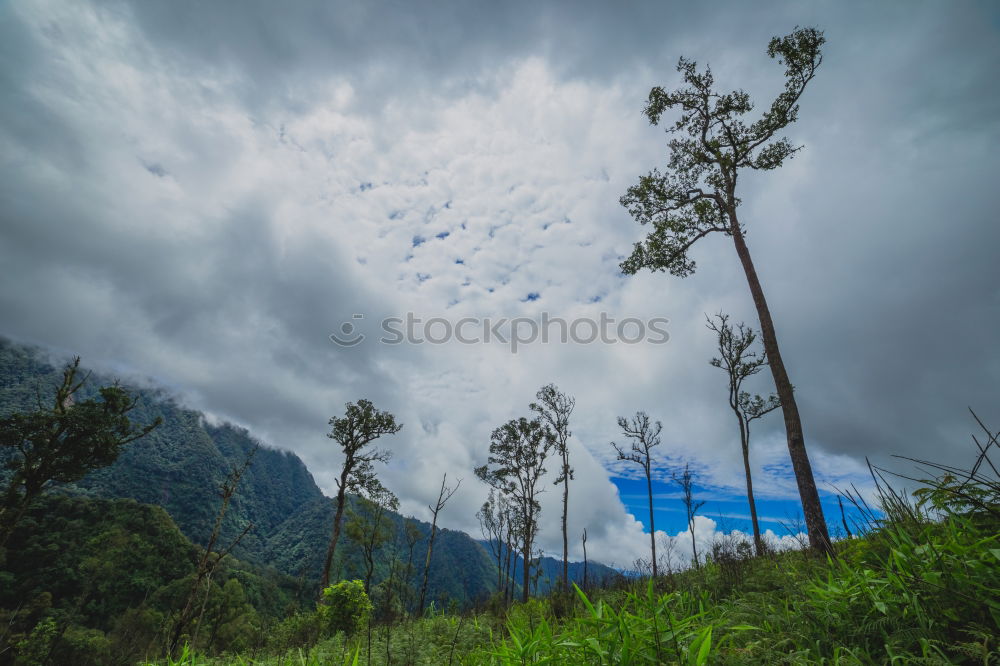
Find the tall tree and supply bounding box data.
[611,412,663,577]
[418,473,460,614]
[475,417,554,603]
[321,399,402,591]
[707,313,781,555]
[530,384,575,593]
[0,357,160,549]
[619,26,832,552]
[674,463,706,568]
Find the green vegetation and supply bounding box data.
[2,336,997,665]
[0,494,305,665]
[141,442,1000,664]
[6,19,993,666]
[0,356,160,548]
[0,339,555,610]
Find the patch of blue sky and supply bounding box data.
[611,475,871,536]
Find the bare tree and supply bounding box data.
[418,473,461,614]
[530,384,575,592]
[619,27,832,553]
[674,464,706,568]
[581,528,588,590]
[169,445,257,655]
[321,399,402,591]
[476,417,555,603]
[345,485,400,595]
[477,489,510,600]
[707,313,781,555]
[658,532,680,578]
[611,412,663,577]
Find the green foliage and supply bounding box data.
[481,431,1000,665]
[620,26,826,278]
[120,465,1000,665]
[0,341,512,612]
[0,493,304,664]
[318,580,372,637]
[327,400,402,499]
[0,356,160,546]
[7,341,998,665]
[475,417,555,603]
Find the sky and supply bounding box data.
[1,0,998,568]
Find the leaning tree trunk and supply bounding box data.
[320,484,348,591]
[561,460,570,592]
[729,215,832,554]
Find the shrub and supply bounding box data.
[317,580,372,637]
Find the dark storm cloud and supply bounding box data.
[116,0,736,110]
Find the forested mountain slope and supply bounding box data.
[0,338,610,608]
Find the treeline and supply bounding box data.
[0,494,302,663]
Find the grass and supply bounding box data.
[151,421,1000,665]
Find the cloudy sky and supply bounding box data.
[1,0,998,567]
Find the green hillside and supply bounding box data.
[0,493,305,665]
[0,339,607,612]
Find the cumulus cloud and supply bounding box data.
[1,0,997,566]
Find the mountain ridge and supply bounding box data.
[0,337,614,607]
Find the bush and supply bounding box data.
[317,580,372,637]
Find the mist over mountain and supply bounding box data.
[0,337,613,606]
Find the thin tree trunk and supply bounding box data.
[741,440,763,556]
[521,528,530,603]
[581,528,588,590]
[645,467,658,578]
[737,416,764,556]
[321,482,348,591]
[504,539,513,603]
[363,552,374,595]
[689,513,699,569]
[495,537,503,598]
[729,218,832,554]
[561,461,569,592]
[418,511,439,614]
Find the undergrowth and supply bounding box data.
[153,416,1000,665]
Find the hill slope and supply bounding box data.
[0,338,613,607]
